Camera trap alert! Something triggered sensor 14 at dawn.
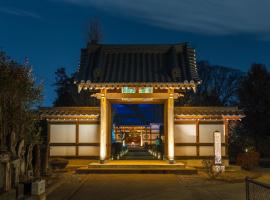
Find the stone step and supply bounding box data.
[76,167,197,174]
[120,157,156,160]
[87,161,185,169]
[88,164,185,169]
[76,161,197,174]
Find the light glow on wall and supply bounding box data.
[79,124,100,143]
[50,124,76,143]
[174,124,196,143]
[199,124,224,143]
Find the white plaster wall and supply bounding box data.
[222,146,225,156]
[199,124,225,143]
[50,146,76,156]
[175,146,197,156]
[199,146,213,156]
[78,146,100,156]
[50,124,76,143]
[79,124,100,143]
[174,124,196,143]
[199,146,226,156]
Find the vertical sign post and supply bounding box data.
[214,131,222,165]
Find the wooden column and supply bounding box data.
[167,88,175,163]
[46,123,51,173]
[100,89,107,163]
[107,101,111,158]
[75,122,79,156]
[196,120,200,156]
[224,119,229,157]
[140,129,143,146]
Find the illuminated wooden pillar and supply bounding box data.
[100,89,107,163]
[196,119,200,156]
[140,129,143,147]
[167,88,175,163]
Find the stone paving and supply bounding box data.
[47,173,247,200]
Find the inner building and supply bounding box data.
[111,104,164,160]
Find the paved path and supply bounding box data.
[47,174,246,200]
[120,147,156,160]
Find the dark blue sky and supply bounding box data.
[112,104,163,126]
[1,0,270,106]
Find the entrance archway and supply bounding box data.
[110,104,164,160]
[96,88,177,163]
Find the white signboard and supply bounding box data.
[214,131,222,165]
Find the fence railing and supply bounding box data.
[246,177,270,200]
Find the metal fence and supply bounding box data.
[246,177,270,200]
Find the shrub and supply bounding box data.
[49,158,68,169]
[202,159,223,179]
[236,151,260,170]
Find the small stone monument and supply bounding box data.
[31,179,45,196]
[212,131,225,173]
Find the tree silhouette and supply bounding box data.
[0,51,42,149]
[177,61,243,106]
[87,18,102,44]
[53,67,99,107]
[238,63,270,155]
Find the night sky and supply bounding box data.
[1,0,270,106]
[112,104,164,126]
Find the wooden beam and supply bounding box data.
[174,143,226,146]
[76,122,79,156]
[94,92,181,100]
[50,143,100,146]
[224,119,229,157]
[196,120,199,156]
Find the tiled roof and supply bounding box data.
[39,107,100,121]
[39,107,243,121]
[175,107,244,119]
[75,43,200,84]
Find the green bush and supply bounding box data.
[49,158,69,169]
[236,151,260,170]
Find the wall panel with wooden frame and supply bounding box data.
[49,122,100,157]
[174,120,227,158]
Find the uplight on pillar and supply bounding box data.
[100,89,107,164]
[167,89,175,164]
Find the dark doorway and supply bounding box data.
[111,104,164,160]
